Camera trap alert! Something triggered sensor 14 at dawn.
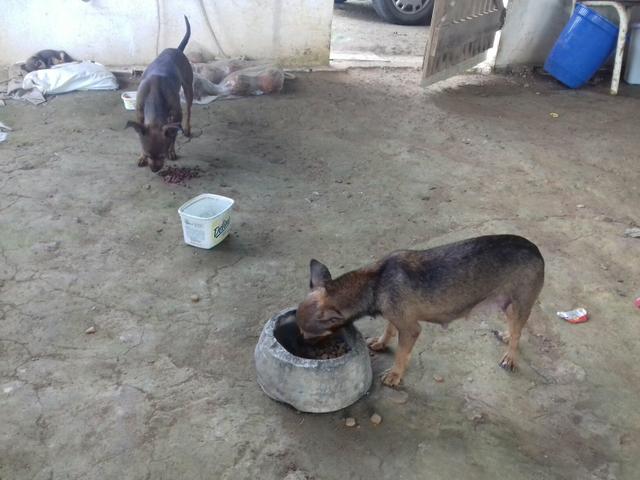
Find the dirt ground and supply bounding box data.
[331,0,428,63]
[1,67,640,480]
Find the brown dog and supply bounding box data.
[126,16,193,173]
[296,235,544,387]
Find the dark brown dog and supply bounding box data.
[22,50,75,72]
[126,16,194,173]
[296,235,544,387]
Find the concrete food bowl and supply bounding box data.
[254,308,373,413]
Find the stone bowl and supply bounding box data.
[254,307,373,413]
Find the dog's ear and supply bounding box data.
[310,259,331,289]
[126,120,146,135]
[163,123,183,137]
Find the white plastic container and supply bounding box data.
[121,91,137,110]
[178,194,234,249]
[624,23,640,84]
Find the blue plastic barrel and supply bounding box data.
[544,4,618,88]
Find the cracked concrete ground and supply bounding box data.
[1,68,640,480]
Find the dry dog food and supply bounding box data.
[274,317,351,360]
[296,336,350,360]
[160,166,202,185]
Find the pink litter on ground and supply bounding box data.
[557,308,589,324]
[160,166,202,186]
[634,297,640,309]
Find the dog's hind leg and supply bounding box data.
[367,321,397,352]
[499,300,531,372]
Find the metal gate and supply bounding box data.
[422,0,506,85]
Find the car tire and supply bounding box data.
[372,0,434,25]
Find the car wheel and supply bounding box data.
[335,0,347,3]
[372,0,434,25]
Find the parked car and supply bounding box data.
[336,0,434,26]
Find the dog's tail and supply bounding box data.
[177,16,191,52]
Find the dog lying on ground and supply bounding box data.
[22,50,75,72]
[296,235,544,387]
[126,16,193,173]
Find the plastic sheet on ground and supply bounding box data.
[190,59,292,104]
[2,61,118,105]
[22,61,118,95]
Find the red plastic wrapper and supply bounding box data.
[557,308,589,324]
[634,297,640,309]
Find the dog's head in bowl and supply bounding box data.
[275,314,350,360]
[296,259,351,342]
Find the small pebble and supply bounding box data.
[370,413,382,425]
[190,294,200,303]
[624,227,640,238]
[85,326,96,334]
[576,204,585,208]
[549,112,559,118]
[388,390,409,404]
[345,417,356,427]
[433,375,444,383]
[144,184,151,190]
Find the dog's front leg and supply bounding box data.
[367,321,397,351]
[168,136,178,160]
[381,321,421,387]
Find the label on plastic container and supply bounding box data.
[213,217,230,239]
[184,220,205,244]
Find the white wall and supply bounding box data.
[495,0,573,69]
[0,0,334,67]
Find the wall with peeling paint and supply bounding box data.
[0,0,334,67]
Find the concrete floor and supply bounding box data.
[331,0,428,65]
[1,69,640,480]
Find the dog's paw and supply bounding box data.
[492,330,510,344]
[168,150,178,161]
[499,353,517,372]
[137,155,148,167]
[367,337,388,352]
[381,369,403,388]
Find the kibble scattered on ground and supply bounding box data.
[160,166,202,185]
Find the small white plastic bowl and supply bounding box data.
[121,91,137,110]
[178,194,234,249]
